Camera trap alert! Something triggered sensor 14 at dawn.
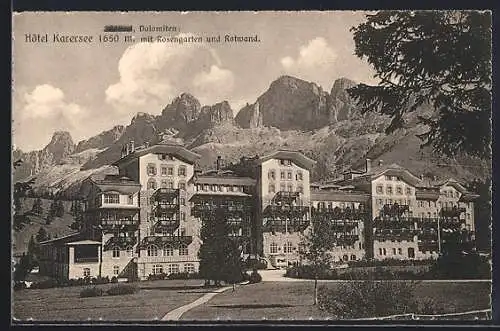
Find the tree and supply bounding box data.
[300,217,335,305]
[31,198,43,215]
[47,201,57,225]
[198,207,244,287]
[55,200,65,217]
[467,178,491,252]
[36,226,49,243]
[348,11,491,159]
[27,235,39,267]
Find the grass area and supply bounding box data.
[182,281,491,321]
[13,279,212,321]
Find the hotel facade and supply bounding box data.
[38,142,479,281]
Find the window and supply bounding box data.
[161,166,168,176]
[147,164,157,176]
[269,170,276,180]
[127,246,134,258]
[398,248,402,255]
[270,243,278,254]
[168,264,180,274]
[184,263,195,273]
[167,167,174,176]
[167,181,174,189]
[163,245,173,256]
[179,182,186,190]
[392,248,396,255]
[179,244,188,256]
[287,184,293,192]
[147,245,159,257]
[104,193,120,204]
[287,171,292,180]
[467,213,471,220]
[396,186,403,195]
[343,255,349,262]
[378,199,384,206]
[280,171,285,180]
[297,185,303,194]
[386,186,393,195]
[279,159,285,165]
[181,212,186,221]
[180,198,186,206]
[128,195,134,204]
[376,185,383,194]
[147,179,157,190]
[295,171,302,180]
[350,254,356,261]
[178,166,186,177]
[113,266,120,275]
[393,176,399,181]
[203,185,209,191]
[112,246,120,258]
[152,264,163,275]
[406,187,412,195]
[385,175,391,181]
[83,268,90,277]
[280,183,286,192]
[284,242,293,253]
[268,184,275,194]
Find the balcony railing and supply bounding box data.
[151,188,179,201]
[263,219,310,233]
[153,219,180,233]
[104,236,137,250]
[138,235,193,249]
[331,234,359,246]
[312,207,367,220]
[153,203,179,214]
[100,219,139,228]
[440,207,466,218]
[264,205,309,216]
[380,204,410,217]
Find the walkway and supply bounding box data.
[161,283,248,321]
[259,269,492,283]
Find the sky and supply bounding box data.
[12,11,378,152]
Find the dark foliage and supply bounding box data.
[349,11,491,159]
[80,286,103,298]
[248,269,262,284]
[106,284,138,296]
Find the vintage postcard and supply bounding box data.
[11,11,492,323]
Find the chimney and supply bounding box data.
[125,143,130,155]
[129,140,135,153]
[420,174,424,181]
[378,159,383,167]
[216,156,222,171]
[144,141,150,148]
[366,158,372,173]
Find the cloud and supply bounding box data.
[106,34,235,115]
[13,84,89,151]
[280,37,340,88]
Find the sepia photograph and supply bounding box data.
[11,10,492,323]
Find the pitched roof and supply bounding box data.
[66,240,101,246]
[256,150,317,170]
[39,232,82,245]
[112,143,201,166]
[89,175,141,194]
[194,175,256,186]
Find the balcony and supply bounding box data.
[154,202,179,214]
[373,217,418,230]
[263,219,310,233]
[312,207,367,220]
[272,191,300,204]
[153,219,180,233]
[264,205,309,217]
[151,188,179,201]
[331,234,359,246]
[104,236,137,250]
[100,218,139,230]
[440,206,466,218]
[139,235,193,249]
[374,228,416,242]
[381,204,410,218]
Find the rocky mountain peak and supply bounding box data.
[45,131,75,158]
[131,112,156,124]
[161,93,202,124]
[331,77,357,101]
[199,101,234,125]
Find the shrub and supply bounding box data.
[244,258,268,270]
[167,272,200,280]
[317,280,419,319]
[106,284,138,296]
[249,270,262,284]
[110,276,119,283]
[30,278,58,289]
[147,273,166,281]
[13,281,27,291]
[80,286,103,298]
[285,265,338,280]
[91,276,110,285]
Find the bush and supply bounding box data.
[30,278,59,289]
[147,273,166,281]
[285,265,338,280]
[110,276,119,283]
[426,252,491,279]
[244,258,268,270]
[91,276,110,285]
[318,280,419,319]
[80,286,103,298]
[13,281,27,291]
[106,284,138,296]
[167,272,200,280]
[249,270,262,284]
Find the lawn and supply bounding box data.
[13,279,213,321]
[181,281,491,321]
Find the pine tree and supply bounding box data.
[31,198,43,215]
[36,226,49,242]
[27,235,39,267]
[46,200,57,225]
[55,200,65,217]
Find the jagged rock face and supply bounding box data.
[161,93,201,125]
[45,131,75,162]
[254,75,330,130]
[235,102,263,129]
[199,101,234,126]
[75,125,125,153]
[327,77,359,123]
